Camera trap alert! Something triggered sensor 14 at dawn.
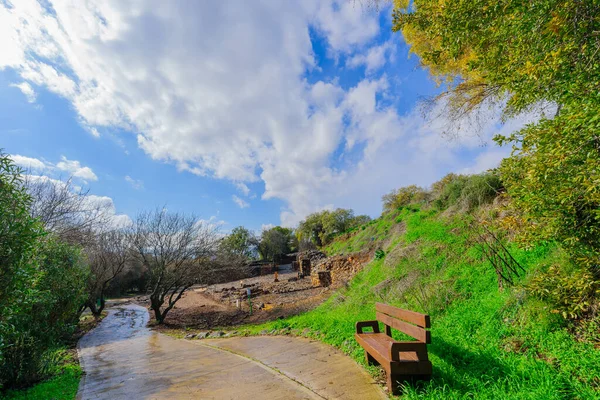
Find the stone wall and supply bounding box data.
[310,251,373,287]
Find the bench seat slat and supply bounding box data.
[355,333,426,361]
[376,302,430,328]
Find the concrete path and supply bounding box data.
[77,304,386,400]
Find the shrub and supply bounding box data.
[528,264,600,320]
[382,185,429,212]
[0,152,88,389]
[432,173,503,210]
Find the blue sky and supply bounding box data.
[0,1,539,233]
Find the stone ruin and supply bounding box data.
[309,251,373,287]
[296,250,326,278]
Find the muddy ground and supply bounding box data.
[142,265,338,330]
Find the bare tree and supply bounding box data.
[85,229,132,317]
[129,209,219,324]
[23,175,111,246]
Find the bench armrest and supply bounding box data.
[389,341,429,361]
[356,320,380,334]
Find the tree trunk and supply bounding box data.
[96,295,106,316]
[86,299,99,317]
[150,295,164,324]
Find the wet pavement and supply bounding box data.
[77,304,386,400]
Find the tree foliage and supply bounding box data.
[392,0,600,278]
[382,185,429,212]
[0,152,87,389]
[218,226,257,260]
[258,226,295,262]
[296,209,371,247]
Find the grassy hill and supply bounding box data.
[247,205,600,399]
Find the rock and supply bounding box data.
[270,330,277,335]
[210,331,226,338]
[185,333,196,339]
[259,329,269,335]
[196,331,209,339]
[257,303,265,310]
[302,328,311,336]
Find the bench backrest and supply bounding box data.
[375,303,431,344]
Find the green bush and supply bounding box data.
[382,185,429,212]
[432,173,503,210]
[0,152,88,389]
[528,264,600,320]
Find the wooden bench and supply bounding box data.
[355,303,432,394]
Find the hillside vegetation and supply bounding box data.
[247,176,600,399]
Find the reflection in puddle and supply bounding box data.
[77,304,319,399]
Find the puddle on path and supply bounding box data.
[77,304,319,399]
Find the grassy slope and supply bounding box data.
[246,207,600,399]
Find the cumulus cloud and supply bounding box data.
[1,1,542,227]
[56,156,98,182]
[10,154,48,171]
[85,194,132,228]
[125,175,144,190]
[347,40,396,73]
[232,195,250,209]
[313,0,381,53]
[26,174,131,229]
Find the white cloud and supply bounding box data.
[124,175,144,190]
[88,127,100,138]
[85,194,132,229]
[232,195,250,209]
[10,81,37,103]
[235,182,251,197]
[26,174,131,229]
[347,40,396,73]
[56,156,98,181]
[10,154,48,171]
[1,1,545,227]
[313,0,381,54]
[261,223,275,233]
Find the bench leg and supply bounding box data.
[365,351,378,366]
[387,374,398,395]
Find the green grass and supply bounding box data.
[2,349,82,400]
[243,208,600,399]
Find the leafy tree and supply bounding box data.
[392,0,600,277]
[382,185,428,212]
[297,209,371,246]
[258,226,295,262]
[218,226,257,259]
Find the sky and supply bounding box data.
[0,0,544,233]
